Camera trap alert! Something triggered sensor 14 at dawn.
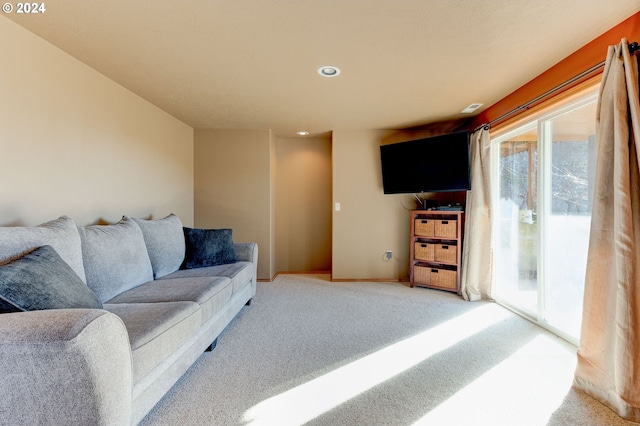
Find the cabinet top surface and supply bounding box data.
[411,209,464,215]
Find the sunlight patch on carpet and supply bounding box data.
[411,334,575,426]
[241,303,511,426]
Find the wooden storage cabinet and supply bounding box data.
[409,210,464,294]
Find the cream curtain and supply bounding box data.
[574,38,640,422]
[461,127,493,301]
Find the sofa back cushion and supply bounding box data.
[0,245,102,313]
[79,217,153,303]
[0,216,86,283]
[129,214,185,279]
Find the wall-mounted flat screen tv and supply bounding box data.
[380,130,471,194]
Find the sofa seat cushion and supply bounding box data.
[0,216,86,283]
[106,276,232,324]
[160,261,253,294]
[103,301,200,383]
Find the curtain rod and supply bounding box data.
[474,41,640,132]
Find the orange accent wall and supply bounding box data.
[470,12,640,130]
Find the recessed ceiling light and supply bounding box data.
[461,103,484,113]
[297,131,310,136]
[318,66,341,77]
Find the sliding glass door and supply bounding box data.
[492,92,598,343]
[494,124,539,316]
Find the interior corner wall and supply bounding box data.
[0,17,194,227]
[275,136,332,273]
[269,132,277,279]
[331,130,412,280]
[193,129,273,280]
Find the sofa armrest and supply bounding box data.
[234,242,258,264]
[0,309,132,426]
[235,242,258,286]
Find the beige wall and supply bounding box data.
[193,129,274,280]
[332,130,414,280]
[0,17,194,227]
[0,15,468,281]
[275,137,332,273]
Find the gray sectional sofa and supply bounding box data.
[0,214,257,425]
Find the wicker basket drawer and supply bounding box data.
[414,219,435,237]
[414,242,435,261]
[435,219,457,238]
[414,266,457,290]
[413,265,433,285]
[434,244,457,263]
[431,268,457,289]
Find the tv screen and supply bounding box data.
[380,130,471,194]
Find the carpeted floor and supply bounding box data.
[139,274,635,426]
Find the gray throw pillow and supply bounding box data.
[182,227,237,269]
[129,214,185,279]
[78,217,153,303]
[0,216,86,283]
[0,245,102,313]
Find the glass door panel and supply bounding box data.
[541,101,597,340]
[494,126,538,316]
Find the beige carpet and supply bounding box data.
[139,274,635,426]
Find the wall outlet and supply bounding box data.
[385,250,393,260]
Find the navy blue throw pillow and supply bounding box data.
[182,228,237,269]
[0,245,102,313]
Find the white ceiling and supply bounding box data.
[5,1,640,137]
